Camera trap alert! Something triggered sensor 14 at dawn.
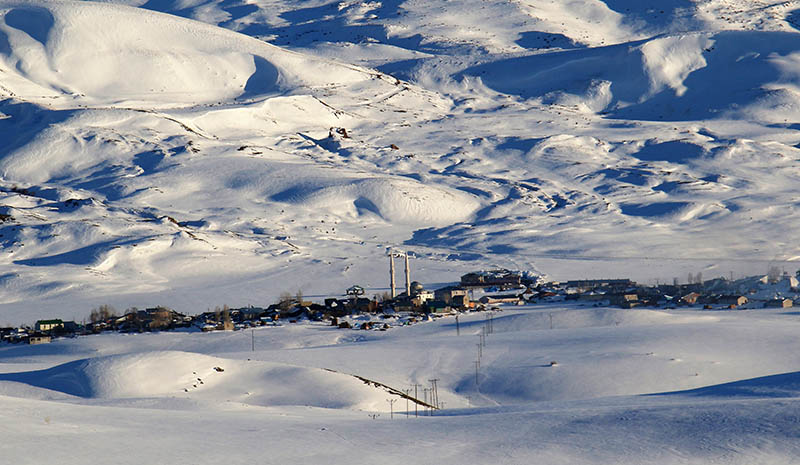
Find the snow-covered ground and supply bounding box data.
[1,0,800,322]
[2,304,800,464]
[2,2,800,460]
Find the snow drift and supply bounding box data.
[0,350,388,410]
[463,31,800,121]
[0,0,372,107]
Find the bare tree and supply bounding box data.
[278,292,294,312]
[150,306,172,330]
[125,307,142,331]
[90,304,117,323]
[768,266,782,284]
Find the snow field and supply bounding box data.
[3,0,800,314]
[2,305,800,464]
[1,0,800,462]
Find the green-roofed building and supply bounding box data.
[35,319,64,332]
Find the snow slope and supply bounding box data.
[2,0,800,323]
[2,305,800,464]
[0,0,376,106]
[0,350,388,409]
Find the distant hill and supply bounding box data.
[1,0,800,322]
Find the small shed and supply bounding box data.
[29,335,52,345]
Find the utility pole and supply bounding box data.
[429,379,440,408]
[413,384,422,417]
[387,398,396,419]
[251,329,255,352]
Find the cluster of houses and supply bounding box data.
[3,269,799,345]
[544,272,799,310]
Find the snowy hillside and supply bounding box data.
[2,0,800,321]
[2,305,800,464]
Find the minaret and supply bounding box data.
[404,253,411,296]
[389,254,396,298]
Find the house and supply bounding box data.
[392,297,415,313]
[519,288,536,301]
[452,294,472,309]
[426,300,451,314]
[350,297,373,313]
[147,307,175,330]
[434,286,470,307]
[717,295,748,307]
[565,279,634,293]
[228,306,264,323]
[35,319,64,332]
[412,291,434,307]
[62,321,81,334]
[777,274,799,292]
[479,295,522,305]
[576,293,606,303]
[409,282,434,306]
[0,327,14,341]
[534,290,561,302]
[609,294,639,308]
[460,270,522,289]
[679,292,701,305]
[765,298,793,308]
[115,310,152,332]
[324,298,351,317]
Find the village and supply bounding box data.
[3,255,800,346]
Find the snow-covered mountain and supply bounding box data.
[3,0,800,322]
